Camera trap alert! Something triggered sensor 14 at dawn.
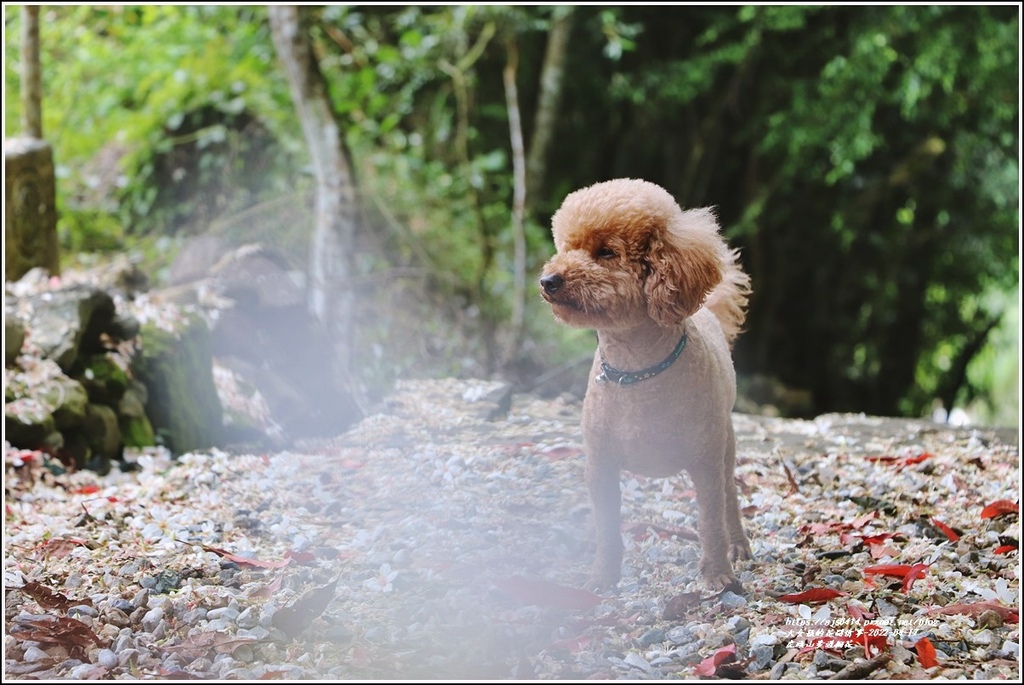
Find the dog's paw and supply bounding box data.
[729,538,753,562]
[698,555,739,591]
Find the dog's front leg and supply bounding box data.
[586,457,622,591]
[689,464,740,591]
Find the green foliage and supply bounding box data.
[5,5,1016,423]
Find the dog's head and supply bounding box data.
[539,178,725,330]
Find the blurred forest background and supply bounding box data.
[4,4,1019,427]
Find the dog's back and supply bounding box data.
[703,248,751,348]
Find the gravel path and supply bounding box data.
[4,378,1019,679]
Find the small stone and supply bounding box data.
[727,616,751,633]
[622,652,652,672]
[719,591,747,608]
[874,598,898,617]
[638,628,666,647]
[131,588,150,609]
[140,607,164,632]
[111,598,134,613]
[139,575,157,590]
[977,609,1004,629]
[207,606,240,622]
[96,648,118,669]
[969,629,997,646]
[749,643,776,671]
[67,604,97,618]
[667,625,695,645]
[237,607,259,629]
[23,645,49,662]
[117,648,140,667]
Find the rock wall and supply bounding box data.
[4,269,222,472]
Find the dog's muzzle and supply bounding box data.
[539,273,564,296]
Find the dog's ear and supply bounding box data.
[643,210,725,326]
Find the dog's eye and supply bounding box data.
[595,247,616,260]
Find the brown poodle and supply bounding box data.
[539,178,752,591]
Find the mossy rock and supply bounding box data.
[38,374,89,430]
[73,353,129,406]
[83,403,122,460]
[4,398,56,449]
[120,412,156,448]
[5,315,25,366]
[135,312,222,453]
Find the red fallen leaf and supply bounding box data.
[993,544,1017,555]
[915,636,939,668]
[259,671,292,680]
[981,499,1019,519]
[778,587,845,604]
[859,624,890,655]
[493,576,603,611]
[284,550,316,565]
[863,564,915,578]
[9,615,102,660]
[14,581,88,612]
[902,563,930,591]
[694,644,736,676]
[36,537,90,559]
[928,601,1018,623]
[865,452,931,470]
[201,545,290,569]
[861,532,902,546]
[847,603,874,621]
[850,511,876,529]
[70,484,100,495]
[931,518,960,542]
[272,578,339,637]
[869,543,901,560]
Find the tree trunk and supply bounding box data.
[21,5,42,138]
[503,37,527,367]
[525,6,574,213]
[267,6,361,390]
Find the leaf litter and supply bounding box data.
[4,379,1020,679]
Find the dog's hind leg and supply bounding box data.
[724,421,752,562]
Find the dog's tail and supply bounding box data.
[705,248,751,348]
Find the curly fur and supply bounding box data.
[539,178,752,590]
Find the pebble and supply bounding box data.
[131,588,150,609]
[23,645,49,662]
[727,616,751,633]
[622,652,652,672]
[969,629,997,646]
[638,628,666,647]
[111,598,134,613]
[977,609,1004,629]
[206,606,240,622]
[237,607,260,629]
[667,625,695,645]
[749,643,775,671]
[719,591,747,608]
[67,604,97,618]
[140,607,164,632]
[96,648,118,669]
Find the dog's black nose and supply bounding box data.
[540,273,564,294]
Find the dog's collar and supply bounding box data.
[596,332,688,387]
